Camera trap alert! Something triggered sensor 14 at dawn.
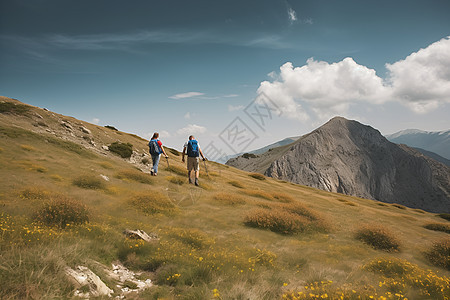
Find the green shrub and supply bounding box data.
[33,198,89,228]
[72,175,106,190]
[424,238,450,270]
[355,224,400,252]
[129,192,176,215]
[437,213,450,221]
[424,223,450,234]
[116,169,152,184]
[108,142,133,158]
[249,173,265,180]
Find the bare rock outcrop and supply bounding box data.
[227,117,450,212]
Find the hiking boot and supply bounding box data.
[195,178,199,186]
[189,178,193,184]
[150,170,154,176]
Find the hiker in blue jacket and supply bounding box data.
[148,132,168,176]
[182,135,206,186]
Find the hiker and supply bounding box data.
[182,135,206,186]
[148,132,168,176]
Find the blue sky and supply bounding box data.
[1,0,449,161]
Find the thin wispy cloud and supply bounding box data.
[288,8,297,23]
[228,105,244,111]
[169,92,205,100]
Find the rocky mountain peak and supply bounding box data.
[227,117,450,213]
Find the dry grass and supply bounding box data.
[271,192,294,203]
[437,213,450,221]
[244,189,273,200]
[355,224,400,252]
[166,175,185,185]
[249,173,266,180]
[391,203,407,210]
[20,144,36,151]
[72,175,106,190]
[128,192,176,215]
[423,223,450,234]
[228,180,245,189]
[244,202,330,235]
[424,238,450,270]
[33,197,89,229]
[166,165,187,176]
[213,192,246,206]
[116,169,153,184]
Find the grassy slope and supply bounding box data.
[0,97,449,299]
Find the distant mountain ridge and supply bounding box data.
[227,117,450,213]
[218,136,300,163]
[386,129,450,160]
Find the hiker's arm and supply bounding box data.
[182,147,186,162]
[199,148,206,160]
[160,145,168,157]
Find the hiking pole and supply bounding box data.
[203,158,209,177]
[165,156,170,168]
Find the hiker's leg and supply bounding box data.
[153,155,160,174]
[195,170,199,179]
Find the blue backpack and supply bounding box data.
[148,139,161,156]
[187,140,199,157]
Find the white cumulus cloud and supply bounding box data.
[169,92,204,99]
[257,36,450,121]
[386,36,450,113]
[176,124,207,136]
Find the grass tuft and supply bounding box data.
[20,144,36,151]
[20,186,52,201]
[33,197,89,229]
[249,173,265,180]
[424,238,450,270]
[129,192,176,215]
[108,142,133,158]
[355,224,400,252]
[116,169,152,184]
[228,181,245,189]
[72,175,106,190]
[244,190,273,200]
[423,223,450,234]
[244,202,329,234]
[213,192,246,205]
[437,213,450,221]
[391,203,407,210]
